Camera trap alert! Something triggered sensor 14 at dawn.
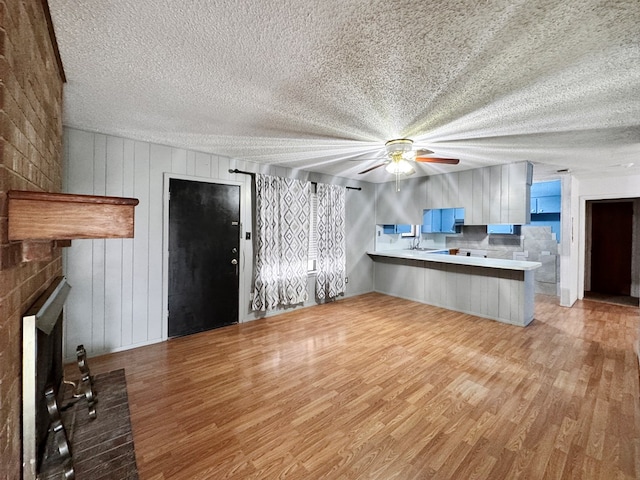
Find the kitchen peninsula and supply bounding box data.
[368,250,541,326]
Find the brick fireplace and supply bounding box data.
[0,0,65,478]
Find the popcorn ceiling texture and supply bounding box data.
[49,0,640,181]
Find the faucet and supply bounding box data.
[411,235,421,250]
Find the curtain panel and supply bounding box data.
[251,174,311,311]
[316,183,346,300]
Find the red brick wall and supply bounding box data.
[0,0,64,477]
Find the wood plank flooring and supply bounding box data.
[73,293,640,479]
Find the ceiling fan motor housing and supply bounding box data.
[385,139,414,156]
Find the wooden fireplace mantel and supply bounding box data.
[8,190,139,241]
[6,190,139,264]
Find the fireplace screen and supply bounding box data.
[22,277,71,480]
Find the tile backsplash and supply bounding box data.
[443,225,559,295]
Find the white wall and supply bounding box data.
[559,174,580,307]
[62,128,375,359]
[576,172,640,300]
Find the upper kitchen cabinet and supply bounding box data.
[382,224,414,234]
[529,179,561,241]
[458,170,473,217]
[504,162,533,224]
[441,208,464,233]
[425,174,445,209]
[530,180,561,214]
[531,196,561,214]
[375,176,426,224]
[424,162,532,226]
[443,172,459,209]
[531,180,560,197]
[421,208,442,233]
[487,224,520,234]
[422,208,464,233]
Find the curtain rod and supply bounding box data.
[228,168,362,190]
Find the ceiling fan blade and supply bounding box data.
[415,148,434,156]
[358,163,387,174]
[415,157,460,165]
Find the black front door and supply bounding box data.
[168,179,240,337]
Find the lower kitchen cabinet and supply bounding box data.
[368,251,540,326]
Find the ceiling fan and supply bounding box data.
[358,139,459,175]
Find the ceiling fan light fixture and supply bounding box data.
[385,159,415,175]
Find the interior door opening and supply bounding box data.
[168,178,241,337]
[585,199,638,306]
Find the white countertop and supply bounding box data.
[367,250,542,271]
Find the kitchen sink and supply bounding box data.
[403,248,449,255]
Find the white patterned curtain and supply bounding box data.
[316,183,346,300]
[251,174,311,311]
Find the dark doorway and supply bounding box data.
[589,201,633,296]
[168,178,240,337]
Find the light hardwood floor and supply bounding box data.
[75,293,640,479]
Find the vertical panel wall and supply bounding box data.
[374,176,426,224]
[63,128,375,359]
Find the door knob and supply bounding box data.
[231,259,238,265]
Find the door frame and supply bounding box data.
[578,192,637,300]
[161,173,245,340]
[586,199,634,295]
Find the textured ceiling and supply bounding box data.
[49,0,640,182]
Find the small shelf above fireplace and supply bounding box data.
[7,190,139,241]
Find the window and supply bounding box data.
[308,191,317,272]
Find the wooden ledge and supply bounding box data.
[8,190,139,241]
[8,190,139,206]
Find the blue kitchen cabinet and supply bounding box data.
[422,208,464,233]
[487,224,519,234]
[531,180,560,197]
[421,209,442,233]
[532,195,561,214]
[440,208,465,233]
[383,224,413,234]
[441,208,455,233]
[530,180,561,241]
[450,208,465,224]
[531,180,561,213]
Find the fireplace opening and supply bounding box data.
[22,276,71,479]
[35,310,63,463]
